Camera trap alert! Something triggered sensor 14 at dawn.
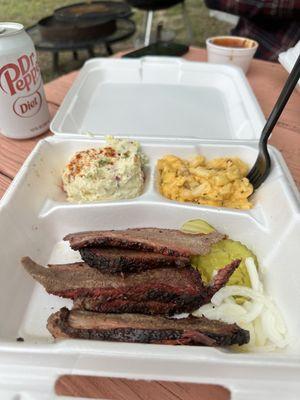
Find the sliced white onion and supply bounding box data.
[194,302,247,324]
[261,309,288,348]
[219,303,247,316]
[192,257,289,351]
[193,303,216,315]
[242,300,252,310]
[245,257,263,293]
[259,297,287,335]
[224,297,236,305]
[239,301,264,324]
[211,285,265,306]
[253,317,267,347]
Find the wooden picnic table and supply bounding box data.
[0,47,299,399]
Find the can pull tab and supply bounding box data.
[0,27,6,34]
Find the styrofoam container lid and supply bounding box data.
[279,41,300,91]
[50,57,265,140]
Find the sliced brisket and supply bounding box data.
[64,228,225,257]
[73,297,201,315]
[79,247,190,274]
[22,257,240,315]
[21,257,205,314]
[47,307,250,346]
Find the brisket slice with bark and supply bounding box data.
[22,257,240,315]
[64,228,225,257]
[73,297,202,316]
[72,260,240,315]
[21,257,204,298]
[79,247,190,274]
[47,307,250,346]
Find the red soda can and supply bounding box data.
[0,22,50,139]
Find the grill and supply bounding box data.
[27,1,136,72]
[38,15,117,43]
[54,1,132,22]
[38,1,132,43]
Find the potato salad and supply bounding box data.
[62,136,147,202]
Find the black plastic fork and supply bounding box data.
[247,53,300,189]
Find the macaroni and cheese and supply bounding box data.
[157,154,253,209]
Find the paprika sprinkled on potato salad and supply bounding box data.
[62,136,147,202]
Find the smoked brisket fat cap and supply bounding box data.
[64,228,226,257]
[21,257,240,315]
[47,307,250,347]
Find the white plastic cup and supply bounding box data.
[206,36,259,73]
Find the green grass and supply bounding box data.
[0,0,231,82]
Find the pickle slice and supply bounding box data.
[181,219,216,235]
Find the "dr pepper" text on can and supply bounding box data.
[0,22,50,139]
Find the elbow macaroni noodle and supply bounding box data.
[157,155,253,209]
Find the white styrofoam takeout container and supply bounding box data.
[279,41,300,91]
[1,57,300,399]
[50,57,265,140]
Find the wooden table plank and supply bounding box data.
[0,174,11,199]
[269,128,300,188]
[56,376,230,400]
[44,70,79,107]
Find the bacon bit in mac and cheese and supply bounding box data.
[157,155,253,209]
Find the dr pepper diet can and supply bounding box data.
[0,22,50,139]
